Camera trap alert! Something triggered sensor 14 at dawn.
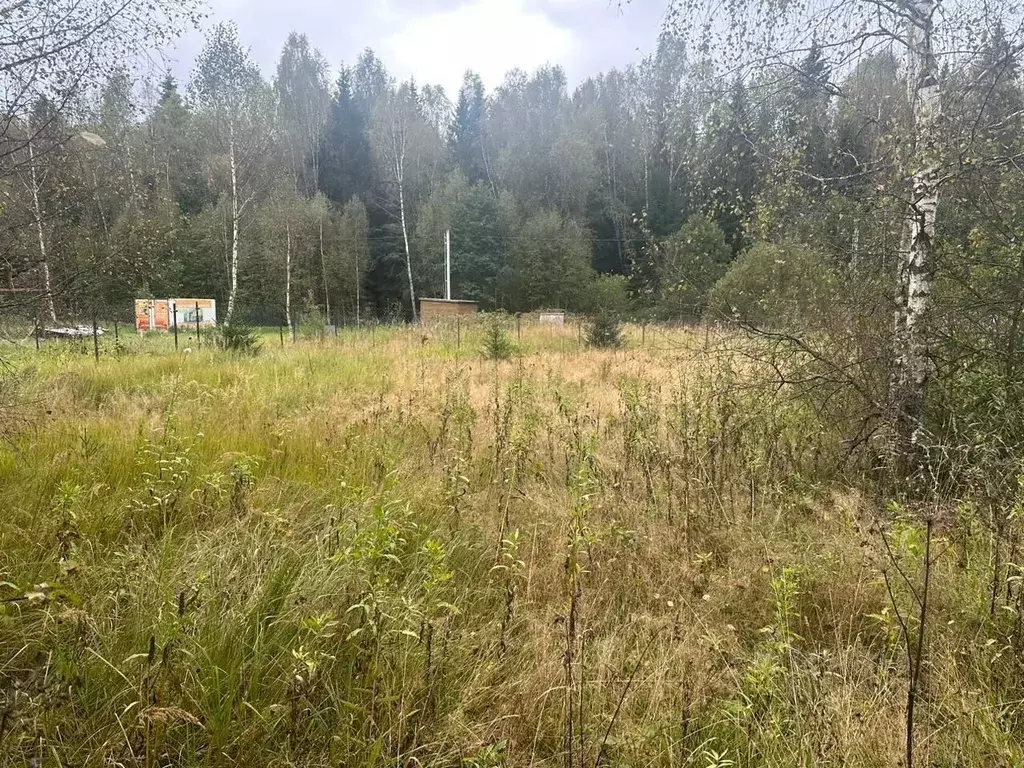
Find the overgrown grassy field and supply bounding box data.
[1,321,1021,767]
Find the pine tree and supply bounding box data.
[190,22,275,324]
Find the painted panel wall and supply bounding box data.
[172,299,217,329]
[135,299,218,332]
[135,299,169,332]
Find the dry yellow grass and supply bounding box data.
[0,321,1020,767]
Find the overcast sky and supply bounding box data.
[166,0,670,96]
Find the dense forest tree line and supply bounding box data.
[2,9,1023,367]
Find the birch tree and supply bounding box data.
[0,0,199,320]
[7,99,77,322]
[190,23,275,325]
[892,0,941,459]
[25,131,56,322]
[336,197,370,325]
[371,82,419,322]
[0,0,201,171]
[668,0,1024,465]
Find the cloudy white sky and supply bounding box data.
[167,0,670,95]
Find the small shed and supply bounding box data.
[419,298,478,324]
[538,310,566,326]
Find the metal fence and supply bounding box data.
[0,301,712,360]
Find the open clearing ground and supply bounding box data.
[0,322,1020,767]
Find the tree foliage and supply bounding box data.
[709,241,838,329]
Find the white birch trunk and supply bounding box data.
[320,216,331,326]
[482,132,498,199]
[28,139,57,323]
[399,177,416,323]
[892,0,940,458]
[125,142,139,209]
[851,222,860,272]
[643,150,651,215]
[286,221,294,342]
[389,117,416,323]
[226,130,240,325]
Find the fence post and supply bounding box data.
[279,324,285,347]
[457,317,461,350]
[196,302,201,350]
[92,313,99,363]
[642,322,646,348]
[517,314,521,343]
[172,305,179,351]
[114,320,119,343]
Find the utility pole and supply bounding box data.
[445,229,452,301]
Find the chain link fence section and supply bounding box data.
[2,295,722,359]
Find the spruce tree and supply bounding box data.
[451,71,488,185]
[319,66,373,205]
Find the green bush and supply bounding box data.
[659,215,733,319]
[217,323,262,354]
[585,274,632,315]
[587,313,624,349]
[708,241,838,329]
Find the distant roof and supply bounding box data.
[418,298,479,305]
